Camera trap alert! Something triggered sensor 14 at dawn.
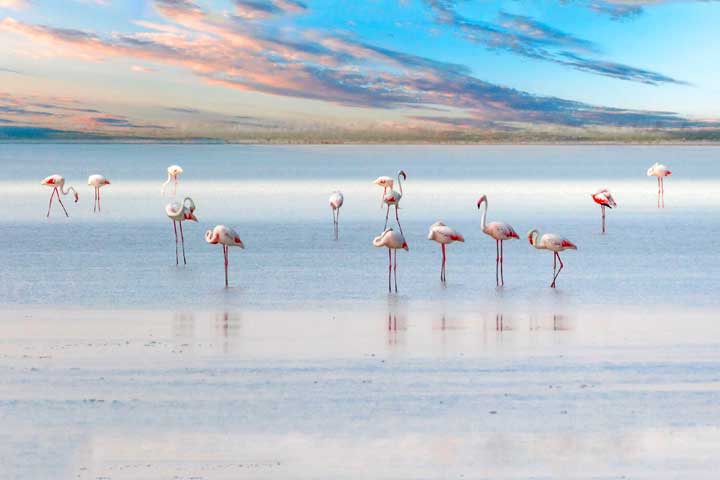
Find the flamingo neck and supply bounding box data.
[397,173,404,196]
[61,185,75,196]
[161,173,172,194]
[480,199,488,232]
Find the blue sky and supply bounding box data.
[0,0,719,138]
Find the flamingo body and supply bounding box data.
[329,191,344,240]
[647,163,671,208]
[428,222,464,283]
[42,174,78,217]
[162,165,183,195]
[477,195,518,286]
[166,197,197,265]
[205,225,244,287]
[382,170,407,234]
[373,228,408,292]
[87,174,110,213]
[528,229,577,288]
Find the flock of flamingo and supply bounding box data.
[41,161,672,290]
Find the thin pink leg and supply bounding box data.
[393,249,398,292]
[661,177,665,208]
[46,188,56,217]
[601,205,606,233]
[495,240,499,286]
[657,177,661,209]
[387,248,392,292]
[172,220,179,265]
[224,245,229,287]
[441,243,446,283]
[179,221,186,265]
[551,253,564,288]
[56,189,69,217]
[335,207,340,240]
[500,240,504,286]
[97,188,101,213]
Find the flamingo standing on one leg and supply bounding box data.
[591,188,617,233]
[87,174,110,213]
[41,175,78,217]
[166,197,198,265]
[161,165,183,196]
[527,229,577,288]
[383,170,407,235]
[373,176,393,207]
[647,162,671,208]
[205,225,245,287]
[329,191,344,240]
[427,222,464,283]
[477,195,519,286]
[373,228,408,293]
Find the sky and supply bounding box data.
[1,0,719,140]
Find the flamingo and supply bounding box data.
[477,195,519,286]
[527,229,577,288]
[41,175,78,217]
[329,191,344,240]
[647,162,671,208]
[591,188,617,233]
[205,225,245,287]
[383,170,407,234]
[161,165,183,196]
[166,197,198,265]
[373,228,408,293]
[87,174,110,213]
[427,222,464,283]
[373,176,393,207]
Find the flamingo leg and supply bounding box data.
[657,177,661,209]
[395,205,404,236]
[553,252,557,279]
[55,188,70,217]
[551,252,564,288]
[98,188,101,213]
[661,177,665,208]
[224,245,229,288]
[500,240,504,286]
[387,248,392,293]
[179,220,186,265]
[336,207,340,240]
[384,205,390,230]
[393,249,398,293]
[441,243,446,283]
[46,188,56,217]
[172,220,179,265]
[495,240,500,286]
[601,205,606,233]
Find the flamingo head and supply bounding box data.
[103,179,111,185]
[185,211,198,222]
[234,236,245,249]
[73,191,79,203]
[398,170,407,180]
[476,194,487,209]
[665,169,672,176]
[205,229,219,244]
[527,229,538,246]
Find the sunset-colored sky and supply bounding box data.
[1,0,719,139]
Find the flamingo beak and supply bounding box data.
[73,192,79,203]
[190,213,198,222]
[402,242,409,251]
[104,180,111,185]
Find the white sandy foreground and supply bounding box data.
[2,306,720,479]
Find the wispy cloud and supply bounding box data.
[0,0,28,10]
[567,0,720,18]
[233,0,306,19]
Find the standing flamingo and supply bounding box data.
[647,162,671,208]
[373,176,393,207]
[329,191,344,240]
[87,174,110,213]
[527,229,577,288]
[166,197,198,265]
[161,165,183,196]
[373,228,408,293]
[591,188,617,233]
[427,222,464,283]
[383,170,407,234]
[205,225,245,287]
[41,175,78,217]
[477,195,519,286]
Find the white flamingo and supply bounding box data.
[427,222,464,283]
[166,197,197,265]
[527,229,577,288]
[373,228,408,293]
[591,188,617,233]
[329,191,344,240]
[383,170,407,234]
[373,176,393,207]
[87,174,110,213]
[647,162,671,208]
[477,194,519,286]
[41,174,78,217]
[205,225,245,287]
[161,165,183,196]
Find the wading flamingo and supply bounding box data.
[161,165,183,196]
[477,195,519,286]
[329,191,344,240]
[166,197,198,265]
[373,176,393,207]
[591,188,616,233]
[41,175,78,217]
[427,222,464,283]
[383,170,407,234]
[527,229,577,288]
[88,174,110,213]
[647,162,671,208]
[373,228,408,293]
[205,225,245,287]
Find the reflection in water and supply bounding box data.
[172,312,195,338]
[214,312,242,353]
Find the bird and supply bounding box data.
[87,174,110,213]
[477,195,519,286]
[373,228,408,293]
[647,162,672,208]
[329,191,344,240]
[591,188,617,233]
[427,222,464,283]
[383,170,407,235]
[165,197,198,265]
[41,174,78,218]
[373,176,394,207]
[527,229,577,288]
[205,225,245,287]
[161,165,183,196]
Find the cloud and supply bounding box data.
[562,0,720,18]
[234,0,307,19]
[131,65,156,72]
[166,106,200,113]
[0,66,22,74]
[0,0,27,10]
[426,2,686,85]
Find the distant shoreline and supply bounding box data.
[2,140,720,146]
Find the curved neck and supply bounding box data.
[61,185,75,196]
[479,199,488,232]
[530,231,541,249]
[161,173,172,193]
[396,173,404,196]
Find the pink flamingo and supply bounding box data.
[205,225,245,287]
[373,228,408,292]
[647,162,671,208]
[329,191,344,240]
[383,170,407,234]
[528,229,577,288]
[591,188,616,233]
[427,222,464,283]
[87,174,110,213]
[477,194,519,286]
[161,165,183,196]
[373,176,393,207]
[166,197,197,265]
[41,175,78,217]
